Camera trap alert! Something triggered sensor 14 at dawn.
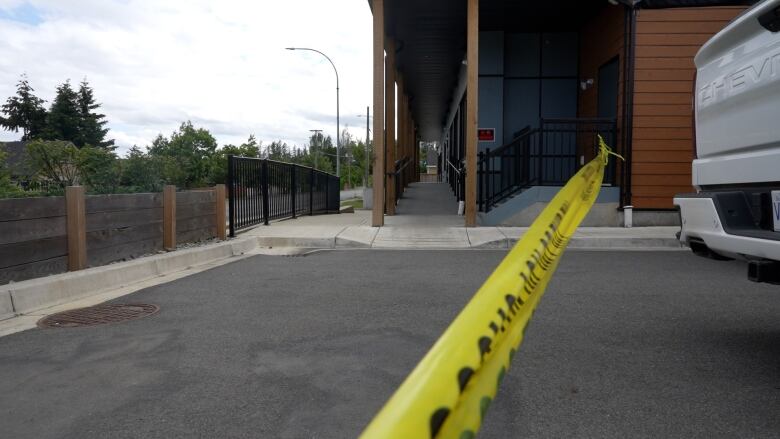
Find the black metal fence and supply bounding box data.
[478,118,617,212]
[227,156,340,236]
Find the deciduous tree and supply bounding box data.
[148,121,218,188]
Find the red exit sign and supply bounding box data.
[478,128,495,142]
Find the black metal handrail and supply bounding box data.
[227,156,340,236]
[393,156,411,205]
[446,157,465,202]
[478,118,618,213]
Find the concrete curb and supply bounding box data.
[0,236,259,321]
[245,225,683,251]
[255,236,337,249]
[0,291,13,321]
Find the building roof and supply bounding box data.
[1,141,31,178]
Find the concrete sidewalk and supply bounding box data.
[245,210,682,250]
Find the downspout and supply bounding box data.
[622,3,638,208]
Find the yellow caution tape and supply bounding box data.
[360,136,622,439]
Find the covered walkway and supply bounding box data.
[387,183,461,227]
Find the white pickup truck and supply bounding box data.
[674,0,780,283]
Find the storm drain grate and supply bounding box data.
[37,304,160,328]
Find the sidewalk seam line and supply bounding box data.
[369,226,381,248]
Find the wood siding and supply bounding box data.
[579,5,626,167]
[631,6,744,209]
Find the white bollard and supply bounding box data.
[624,205,633,228]
[458,201,465,216]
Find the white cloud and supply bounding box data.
[0,0,373,154]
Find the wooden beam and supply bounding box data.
[65,186,86,271]
[465,0,479,227]
[163,185,176,250]
[215,184,227,240]
[371,0,385,227]
[385,37,396,215]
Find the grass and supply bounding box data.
[341,198,363,209]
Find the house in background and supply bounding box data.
[367,0,757,227]
[1,141,32,182]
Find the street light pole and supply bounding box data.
[286,47,340,178]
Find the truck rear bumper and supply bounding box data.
[674,194,780,262]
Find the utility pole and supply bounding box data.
[310,129,322,170]
[365,106,370,188]
[357,107,371,188]
[347,153,352,189]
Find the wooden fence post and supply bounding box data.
[66,186,87,271]
[215,184,227,240]
[163,185,176,250]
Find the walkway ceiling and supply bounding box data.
[369,0,757,142]
[379,0,466,142]
[369,0,614,142]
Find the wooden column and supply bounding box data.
[407,100,412,186]
[215,184,227,240]
[163,185,176,250]
[406,96,412,185]
[397,74,406,190]
[385,37,397,215]
[404,95,419,184]
[465,0,479,227]
[65,186,86,271]
[371,0,386,227]
[412,122,417,182]
[412,123,417,182]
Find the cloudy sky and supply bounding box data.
[0,0,373,154]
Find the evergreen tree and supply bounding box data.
[44,80,81,144]
[0,74,47,140]
[76,79,113,148]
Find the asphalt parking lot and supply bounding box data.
[1,249,779,438]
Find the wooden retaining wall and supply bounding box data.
[0,185,226,285]
[85,193,164,268]
[177,190,217,244]
[0,197,68,285]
